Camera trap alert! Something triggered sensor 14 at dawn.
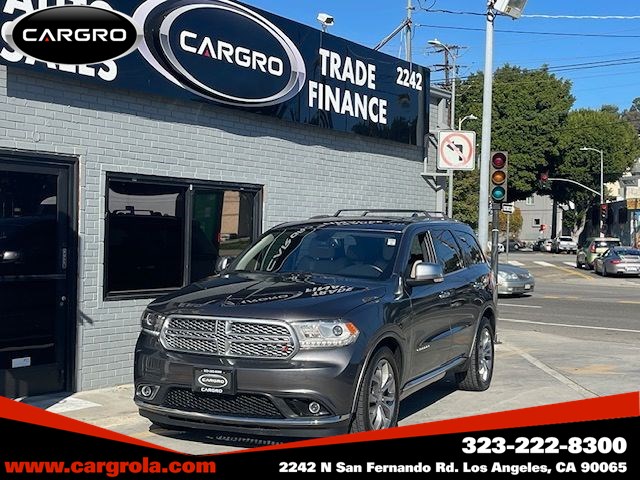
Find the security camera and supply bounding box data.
[317,13,334,29]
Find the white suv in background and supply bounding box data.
[552,236,578,254]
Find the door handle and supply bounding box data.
[59,296,67,307]
[438,290,452,299]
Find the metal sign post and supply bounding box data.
[491,204,501,343]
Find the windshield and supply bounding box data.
[231,226,401,280]
[594,240,620,248]
[616,249,640,256]
[559,237,573,241]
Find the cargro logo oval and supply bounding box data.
[133,0,306,107]
[1,5,143,66]
[198,374,228,388]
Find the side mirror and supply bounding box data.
[406,262,444,286]
[215,256,233,273]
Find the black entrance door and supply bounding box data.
[0,157,75,398]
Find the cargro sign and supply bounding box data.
[0,0,430,146]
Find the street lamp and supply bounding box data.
[580,147,605,236]
[459,114,478,131]
[429,38,462,219]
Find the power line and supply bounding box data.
[523,14,640,20]
[414,23,640,39]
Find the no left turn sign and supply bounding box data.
[437,130,477,171]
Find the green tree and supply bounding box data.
[498,207,523,238]
[622,97,640,134]
[453,65,574,227]
[553,109,640,235]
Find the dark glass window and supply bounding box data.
[0,172,58,276]
[456,231,486,265]
[107,181,186,293]
[431,230,464,274]
[105,175,260,298]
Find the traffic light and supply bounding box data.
[539,171,549,188]
[490,151,508,203]
[600,204,608,223]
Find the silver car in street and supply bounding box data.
[594,247,640,277]
[497,263,535,295]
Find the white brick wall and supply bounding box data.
[0,66,437,390]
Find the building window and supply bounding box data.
[105,174,261,299]
[525,197,534,206]
[534,218,541,226]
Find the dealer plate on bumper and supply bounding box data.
[524,284,532,290]
[193,368,236,395]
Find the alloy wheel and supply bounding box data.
[478,328,493,382]
[368,359,397,430]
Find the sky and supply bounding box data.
[246,0,640,112]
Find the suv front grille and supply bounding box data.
[161,316,296,359]
[163,388,284,419]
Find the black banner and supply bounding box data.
[0,1,429,145]
[0,416,637,478]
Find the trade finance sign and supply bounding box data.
[0,1,429,145]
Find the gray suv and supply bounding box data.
[134,210,496,436]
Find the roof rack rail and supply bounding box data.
[333,209,448,220]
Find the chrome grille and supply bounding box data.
[161,316,296,359]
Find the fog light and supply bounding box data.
[309,402,321,414]
[136,384,159,400]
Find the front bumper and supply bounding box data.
[498,279,535,295]
[557,245,577,252]
[134,333,363,437]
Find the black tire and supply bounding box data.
[602,265,607,277]
[576,260,582,269]
[456,317,494,391]
[350,347,400,433]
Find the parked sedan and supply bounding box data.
[542,239,553,252]
[594,247,640,277]
[497,264,535,296]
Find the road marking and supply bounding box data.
[546,263,595,281]
[500,303,542,309]
[620,300,640,305]
[508,260,525,266]
[534,261,554,267]
[562,261,575,267]
[502,318,640,334]
[502,343,595,398]
[542,295,579,300]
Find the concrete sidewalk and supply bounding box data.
[19,327,640,454]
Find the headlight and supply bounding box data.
[291,320,359,349]
[141,309,166,336]
[498,271,518,281]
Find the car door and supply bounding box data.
[429,229,470,359]
[450,230,490,358]
[403,230,453,380]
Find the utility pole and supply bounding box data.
[406,0,413,62]
[478,4,496,252]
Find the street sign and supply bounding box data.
[437,130,476,171]
[502,203,515,214]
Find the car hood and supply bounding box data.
[148,272,388,321]
[498,263,531,275]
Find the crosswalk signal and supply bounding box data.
[490,151,508,203]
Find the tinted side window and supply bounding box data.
[455,231,486,265]
[431,230,464,274]
[405,233,427,277]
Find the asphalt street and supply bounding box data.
[21,250,640,454]
[497,251,640,344]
